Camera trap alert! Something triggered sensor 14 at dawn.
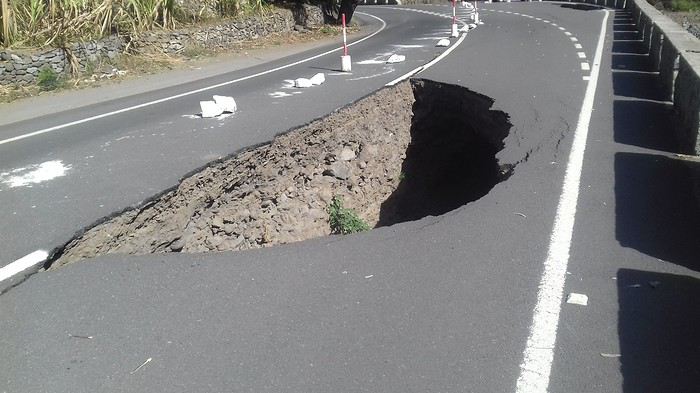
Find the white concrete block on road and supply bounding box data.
[200,101,224,118]
[294,78,313,88]
[212,95,237,113]
[436,39,451,47]
[566,293,589,306]
[309,73,326,85]
[386,54,406,64]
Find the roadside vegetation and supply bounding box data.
[0,0,267,48]
[648,0,700,11]
[0,0,361,49]
[328,196,370,235]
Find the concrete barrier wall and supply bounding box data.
[622,0,700,155]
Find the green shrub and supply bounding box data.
[670,0,700,11]
[37,67,63,91]
[327,196,369,235]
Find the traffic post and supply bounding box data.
[341,13,352,72]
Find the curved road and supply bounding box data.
[1,2,698,392]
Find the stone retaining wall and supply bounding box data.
[0,36,124,85]
[0,4,322,86]
[137,4,323,54]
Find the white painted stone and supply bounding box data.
[200,101,224,118]
[566,293,589,306]
[341,55,352,72]
[386,54,406,64]
[213,95,237,113]
[309,73,325,85]
[294,78,313,88]
[436,39,451,47]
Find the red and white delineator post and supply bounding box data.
[341,14,352,72]
[451,0,459,37]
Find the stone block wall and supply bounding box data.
[0,4,322,86]
[0,36,124,85]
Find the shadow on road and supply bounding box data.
[614,153,700,271]
[617,269,700,392]
[613,100,676,152]
[559,3,602,11]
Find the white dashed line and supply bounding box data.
[564,31,572,36]
[570,37,579,42]
[581,62,591,71]
[575,43,583,49]
[583,76,591,81]
[558,26,566,31]
[516,9,610,393]
[577,52,587,59]
[387,31,468,86]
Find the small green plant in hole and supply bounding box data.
[37,67,63,91]
[327,196,370,235]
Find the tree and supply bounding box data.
[322,0,359,24]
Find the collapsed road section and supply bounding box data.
[50,79,513,268]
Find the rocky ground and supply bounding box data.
[665,11,700,38]
[53,82,415,267]
[51,78,514,268]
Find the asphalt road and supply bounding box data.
[0,6,473,266]
[1,2,698,392]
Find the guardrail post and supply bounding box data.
[659,40,679,102]
[673,55,700,155]
[642,15,654,53]
[649,26,664,72]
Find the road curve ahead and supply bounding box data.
[1,2,699,393]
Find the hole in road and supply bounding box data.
[378,79,513,226]
[49,79,513,268]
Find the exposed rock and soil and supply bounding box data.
[51,79,513,268]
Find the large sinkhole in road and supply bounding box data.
[51,79,513,268]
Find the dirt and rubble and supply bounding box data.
[51,79,513,268]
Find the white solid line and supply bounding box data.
[581,62,591,71]
[575,43,583,49]
[386,31,468,86]
[577,52,586,59]
[515,10,609,393]
[0,12,388,147]
[0,250,49,282]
